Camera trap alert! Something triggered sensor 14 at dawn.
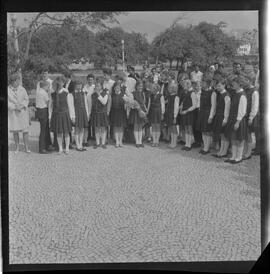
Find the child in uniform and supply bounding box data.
[110,82,127,147]
[179,79,198,151]
[243,79,259,160]
[224,76,248,164]
[212,78,231,158]
[73,80,89,151]
[89,79,109,149]
[148,83,165,147]
[164,82,179,148]
[129,80,147,148]
[196,77,217,154]
[50,76,74,154]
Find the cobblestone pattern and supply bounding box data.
[8,122,261,263]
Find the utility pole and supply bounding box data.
[121,39,125,71]
[10,13,22,85]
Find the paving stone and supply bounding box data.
[8,121,261,263]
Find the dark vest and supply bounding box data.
[52,91,68,113]
[150,93,162,110]
[74,91,86,110]
[182,91,193,111]
[166,94,177,117]
[245,87,255,116]
[216,91,228,116]
[91,90,107,113]
[111,90,125,110]
[228,91,245,122]
[133,91,146,112]
[200,88,213,111]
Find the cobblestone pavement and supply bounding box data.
[8,122,261,263]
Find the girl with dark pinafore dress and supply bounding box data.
[89,80,109,149]
[196,77,217,154]
[73,80,89,151]
[179,79,197,151]
[50,76,74,154]
[143,76,152,142]
[110,83,127,147]
[212,78,231,158]
[164,82,179,148]
[129,80,147,148]
[224,76,248,164]
[148,83,165,147]
[243,81,259,160]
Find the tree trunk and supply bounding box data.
[23,28,35,66]
[156,56,159,66]
[176,59,180,70]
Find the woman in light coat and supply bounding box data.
[8,73,30,153]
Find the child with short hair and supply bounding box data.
[148,83,165,147]
[36,80,52,153]
[110,82,127,147]
[243,80,259,160]
[73,80,89,151]
[50,76,74,154]
[129,80,147,148]
[83,73,95,145]
[179,80,198,151]
[196,77,217,154]
[224,76,248,164]
[164,82,179,148]
[212,78,231,158]
[89,79,109,149]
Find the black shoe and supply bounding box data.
[201,150,209,155]
[231,159,243,164]
[192,143,201,148]
[101,144,107,149]
[252,150,260,156]
[93,145,98,149]
[39,149,50,154]
[243,155,252,161]
[199,149,204,154]
[76,148,83,152]
[140,144,144,148]
[221,154,229,158]
[212,154,222,158]
[83,142,90,147]
[135,144,140,148]
[82,147,87,151]
[69,144,75,150]
[46,146,54,152]
[178,140,185,145]
[224,159,235,163]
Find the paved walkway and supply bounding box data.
[8,122,261,263]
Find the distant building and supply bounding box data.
[237,44,251,56]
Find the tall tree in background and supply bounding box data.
[8,12,126,89]
[150,21,240,69]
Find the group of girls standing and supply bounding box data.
[32,64,260,164]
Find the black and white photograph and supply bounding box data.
[2,0,268,271]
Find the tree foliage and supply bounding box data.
[150,21,240,68]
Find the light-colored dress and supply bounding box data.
[8,85,30,132]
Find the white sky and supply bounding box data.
[8,11,258,31]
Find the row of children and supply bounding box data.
[34,63,260,165]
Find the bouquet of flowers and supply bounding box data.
[123,95,147,119]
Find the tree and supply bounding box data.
[8,12,126,71]
[150,21,240,69]
[95,27,150,68]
